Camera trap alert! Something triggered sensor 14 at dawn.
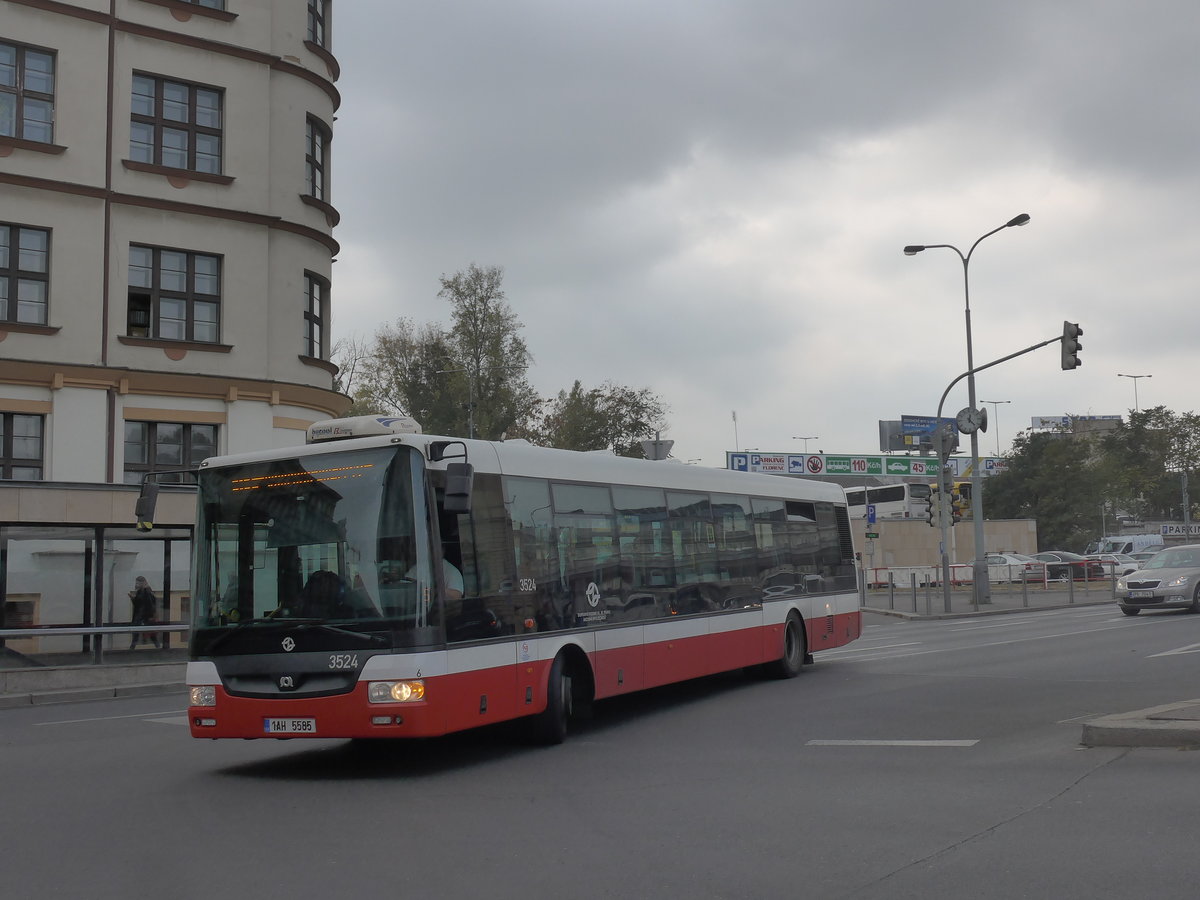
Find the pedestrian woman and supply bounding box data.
[129,575,160,649]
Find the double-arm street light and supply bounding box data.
[1117,373,1152,412]
[792,435,819,453]
[905,213,1030,605]
[980,399,1011,458]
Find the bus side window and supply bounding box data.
[504,476,559,632]
[447,472,515,640]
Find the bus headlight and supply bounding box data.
[368,680,426,703]
[190,685,217,707]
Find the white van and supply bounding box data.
[1098,534,1165,555]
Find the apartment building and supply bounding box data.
[0,0,348,660]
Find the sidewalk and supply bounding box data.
[0,660,186,709]
[862,583,1200,749]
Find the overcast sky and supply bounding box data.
[329,1,1199,466]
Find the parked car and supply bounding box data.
[1032,551,1107,581]
[982,553,1046,583]
[1085,553,1140,576]
[1116,543,1200,615]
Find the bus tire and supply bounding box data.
[764,613,806,679]
[529,653,573,745]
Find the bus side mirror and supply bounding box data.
[442,462,474,514]
[135,481,160,532]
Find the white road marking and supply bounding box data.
[148,716,190,726]
[807,739,979,747]
[38,710,182,726]
[1148,641,1200,658]
[824,641,923,654]
[831,623,1126,663]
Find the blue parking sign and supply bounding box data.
[867,504,876,524]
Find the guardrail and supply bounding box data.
[863,564,1119,614]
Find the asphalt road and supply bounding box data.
[4,604,1200,899]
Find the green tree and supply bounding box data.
[1098,406,1200,520]
[532,380,669,457]
[438,264,540,439]
[333,264,672,447]
[351,318,465,434]
[982,430,1105,551]
[330,334,376,416]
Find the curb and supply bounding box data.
[862,598,1113,621]
[0,681,186,709]
[1081,700,1200,749]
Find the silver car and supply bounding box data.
[1116,544,1200,615]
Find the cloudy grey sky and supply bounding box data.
[329,1,1199,465]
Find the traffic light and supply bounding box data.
[1061,321,1083,370]
[949,485,965,524]
[924,495,937,527]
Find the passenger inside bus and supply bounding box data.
[292,569,378,619]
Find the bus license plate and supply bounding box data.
[264,718,316,734]
[1128,590,1154,599]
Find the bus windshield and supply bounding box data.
[192,445,439,644]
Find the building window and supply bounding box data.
[0,223,50,326]
[130,73,223,174]
[184,0,226,7]
[124,421,216,484]
[305,116,330,202]
[304,272,327,358]
[0,413,44,480]
[0,41,55,144]
[307,0,330,48]
[128,244,221,342]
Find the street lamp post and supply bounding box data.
[980,399,1010,458]
[1117,373,1152,412]
[435,362,528,440]
[792,435,819,453]
[904,212,1030,606]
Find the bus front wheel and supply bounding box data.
[764,613,806,679]
[528,654,573,745]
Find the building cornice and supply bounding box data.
[0,171,340,255]
[0,358,352,418]
[6,0,340,108]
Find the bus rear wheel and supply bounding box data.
[528,653,573,745]
[764,613,806,679]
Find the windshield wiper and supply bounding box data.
[206,618,387,653]
[294,623,388,645]
[204,616,323,653]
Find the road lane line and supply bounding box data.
[806,740,979,747]
[824,641,923,654]
[823,623,1128,664]
[1148,641,1200,658]
[37,710,182,726]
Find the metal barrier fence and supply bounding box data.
[861,564,1119,615]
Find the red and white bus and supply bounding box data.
[172,416,861,744]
